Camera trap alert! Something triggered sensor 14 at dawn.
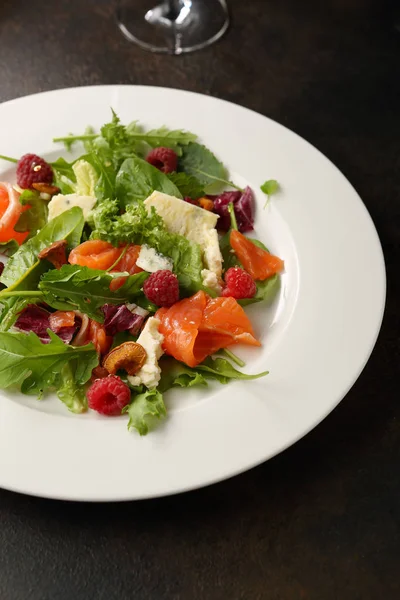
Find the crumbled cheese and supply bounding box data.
[127,317,164,389]
[136,244,173,273]
[47,193,96,220]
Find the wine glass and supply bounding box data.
[116,0,229,55]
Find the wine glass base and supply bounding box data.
[116,0,229,55]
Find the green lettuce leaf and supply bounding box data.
[39,265,149,321]
[124,388,166,435]
[73,159,99,196]
[0,207,85,291]
[116,157,182,207]
[0,239,19,257]
[56,360,93,413]
[0,331,98,398]
[167,172,205,199]
[179,143,240,193]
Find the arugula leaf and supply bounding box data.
[0,331,97,398]
[14,189,48,238]
[179,143,240,193]
[0,207,84,291]
[167,172,205,199]
[56,360,94,413]
[115,157,182,207]
[0,239,19,257]
[124,388,166,435]
[195,357,268,384]
[39,265,149,321]
[127,126,197,156]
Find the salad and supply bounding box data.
[0,111,283,435]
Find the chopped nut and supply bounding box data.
[199,197,214,211]
[32,182,61,196]
[103,342,147,376]
[38,240,68,269]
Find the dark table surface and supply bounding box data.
[0,1,399,599]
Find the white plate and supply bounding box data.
[0,86,385,501]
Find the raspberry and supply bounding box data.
[16,154,53,189]
[143,270,179,307]
[222,267,257,299]
[87,375,131,416]
[146,147,178,174]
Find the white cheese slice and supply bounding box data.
[127,317,164,389]
[47,193,96,221]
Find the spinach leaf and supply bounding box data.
[238,274,280,307]
[115,157,182,207]
[124,388,166,435]
[39,265,148,321]
[0,207,84,291]
[167,172,205,199]
[179,143,240,193]
[0,330,97,398]
[14,189,48,238]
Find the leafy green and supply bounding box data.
[51,157,77,194]
[195,357,268,384]
[73,160,99,196]
[179,143,241,193]
[0,296,38,332]
[14,189,48,238]
[239,274,280,307]
[56,360,95,413]
[0,239,19,256]
[261,179,279,208]
[159,357,207,393]
[156,231,204,295]
[124,388,167,435]
[115,157,182,207]
[39,265,149,321]
[167,172,205,199]
[127,126,196,156]
[261,179,279,196]
[0,330,97,398]
[90,199,164,246]
[0,207,85,291]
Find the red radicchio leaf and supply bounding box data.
[14,305,79,344]
[212,187,255,233]
[14,305,52,343]
[102,304,144,336]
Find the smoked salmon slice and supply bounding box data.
[0,182,29,244]
[230,229,284,281]
[69,240,123,271]
[156,290,260,368]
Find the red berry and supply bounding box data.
[16,154,53,189]
[143,270,179,307]
[87,375,131,416]
[146,147,178,174]
[222,267,257,299]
